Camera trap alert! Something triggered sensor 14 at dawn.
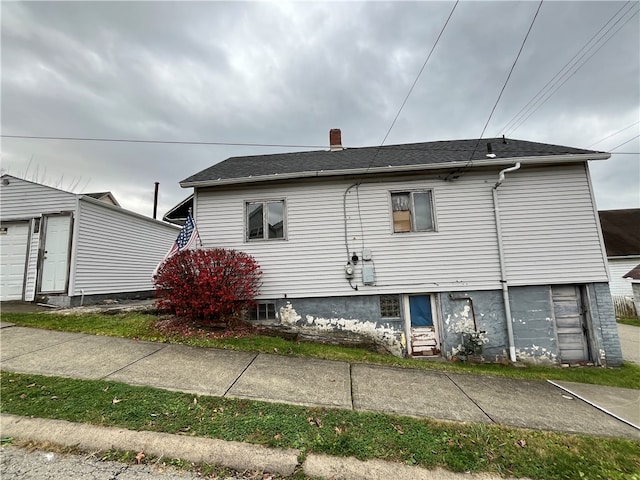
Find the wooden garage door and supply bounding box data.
[0,222,29,301]
[552,285,589,363]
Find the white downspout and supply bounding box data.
[493,162,521,362]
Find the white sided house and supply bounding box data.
[598,209,640,298]
[0,175,179,307]
[180,133,622,366]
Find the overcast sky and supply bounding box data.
[1,1,638,219]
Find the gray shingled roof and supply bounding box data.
[181,137,605,186]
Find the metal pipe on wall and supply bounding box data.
[493,162,521,362]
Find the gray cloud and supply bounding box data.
[2,1,638,216]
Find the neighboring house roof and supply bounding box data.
[180,137,608,188]
[1,174,121,207]
[163,194,193,226]
[598,209,640,257]
[84,191,120,206]
[623,264,640,281]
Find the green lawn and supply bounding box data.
[618,317,640,327]
[3,311,640,389]
[2,371,638,480]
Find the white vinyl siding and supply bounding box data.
[607,257,639,296]
[497,164,609,286]
[0,177,76,219]
[71,198,179,295]
[195,171,503,299]
[195,163,608,300]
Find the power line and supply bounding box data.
[502,3,639,136]
[2,132,600,156]
[378,0,460,149]
[586,120,640,148]
[609,134,640,152]
[497,1,635,136]
[365,0,459,173]
[0,134,327,150]
[446,0,543,180]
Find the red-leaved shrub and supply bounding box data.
[153,248,262,324]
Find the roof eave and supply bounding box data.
[180,153,610,189]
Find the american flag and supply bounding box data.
[153,214,200,277]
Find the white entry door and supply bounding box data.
[39,215,72,293]
[0,222,29,300]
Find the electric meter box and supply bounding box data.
[362,263,375,285]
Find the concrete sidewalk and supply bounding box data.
[0,324,638,440]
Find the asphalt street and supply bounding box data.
[0,445,254,480]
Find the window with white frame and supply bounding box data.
[246,200,285,240]
[391,190,434,233]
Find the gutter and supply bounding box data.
[492,162,521,363]
[180,153,609,189]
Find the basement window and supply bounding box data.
[391,190,434,233]
[380,295,401,318]
[249,302,277,321]
[246,200,286,241]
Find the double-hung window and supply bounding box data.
[246,200,285,241]
[391,190,434,233]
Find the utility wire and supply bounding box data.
[502,3,638,136]
[609,134,640,152]
[2,133,599,156]
[378,0,460,149]
[446,0,543,181]
[342,1,459,290]
[3,4,461,164]
[0,134,327,150]
[586,120,640,149]
[497,1,634,136]
[364,0,459,173]
[506,8,638,136]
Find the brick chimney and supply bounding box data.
[329,128,343,151]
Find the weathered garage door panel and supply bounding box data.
[552,285,589,363]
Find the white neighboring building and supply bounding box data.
[0,174,179,306]
[598,209,640,297]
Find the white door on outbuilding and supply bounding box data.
[39,215,72,293]
[0,222,29,301]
